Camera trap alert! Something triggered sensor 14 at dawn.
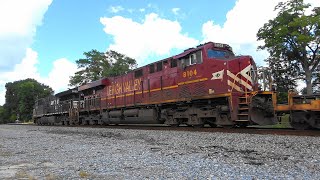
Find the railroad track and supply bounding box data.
[95,124,320,137]
[12,123,320,137]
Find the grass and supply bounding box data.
[15,170,35,180]
[255,114,292,129]
[0,151,12,157]
[272,114,291,128]
[25,121,35,124]
[79,170,90,178]
[18,120,34,124]
[45,173,58,180]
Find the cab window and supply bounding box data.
[170,58,177,68]
[156,62,162,72]
[180,50,202,68]
[149,64,155,73]
[135,69,143,77]
[190,54,197,64]
[207,49,234,59]
[182,57,190,66]
[196,51,203,63]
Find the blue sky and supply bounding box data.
[0,0,319,105]
[32,0,236,76]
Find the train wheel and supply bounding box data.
[193,124,204,128]
[236,123,248,128]
[208,123,217,128]
[290,112,311,130]
[220,125,234,129]
[290,121,310,130]
[307,112,320,129]
[170,124,180,127]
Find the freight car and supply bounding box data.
[33,42,277,128]
[275,91,320,130]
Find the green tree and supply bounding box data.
[267,56,300,92]
[69,50,137,86]
[3,79,53,122]
[257,0,320,94]
[69,50,110,86]
[0,105,5,124]
[105,50,137,77]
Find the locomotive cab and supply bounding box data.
[176,42,276,126]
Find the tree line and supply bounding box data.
[0,0,319,123]
[0,79,53,123]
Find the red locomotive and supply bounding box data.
[33,42,277,127]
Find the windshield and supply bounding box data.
[207,49,234,59]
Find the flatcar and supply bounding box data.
[275,91,320,130]
[33,42,277,128]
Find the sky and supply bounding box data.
[0,0,319,105]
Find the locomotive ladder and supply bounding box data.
[236,93,251,125]
[234,70,253,126]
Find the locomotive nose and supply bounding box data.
[241,56,258,91]
[228,55,257,92]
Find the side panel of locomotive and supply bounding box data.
[33,95,57,125]
[75,42,275,127]
[34,41,277,127]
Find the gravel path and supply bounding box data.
[0,125,319,179]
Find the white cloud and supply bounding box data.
[201,0,320,66]
[0,0,53,105]
[0,48,77,105]
[5,48,40,79]
[202,0,283,66]
[0,0,52,71]
[100,13,199,66]
[0,0,78,105]
[305,0,320,14]
[109,6,124,13]
[172,8,180,15]
[0,48,41,105]
[0,91,5,107]
[45,58,78,92]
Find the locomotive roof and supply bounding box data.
[174,46,203,59]
[148,42,209,64]
[78,78,110,91]
[173,42,231,59]
[75,42,232,91]
[55,88,78,98]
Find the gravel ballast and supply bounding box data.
[0,124,319,179]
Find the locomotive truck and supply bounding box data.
[33,42,278,128]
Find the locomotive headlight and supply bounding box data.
[214,43,224,48]
[213,43,233,52]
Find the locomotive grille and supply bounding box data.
[151,91,161,102]
[163,89,173,100]
[194,82,206,96]
[179,86,191,98]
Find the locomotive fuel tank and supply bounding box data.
[102,108,161,124]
